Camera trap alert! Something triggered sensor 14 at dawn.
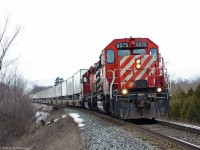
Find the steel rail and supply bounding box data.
[124,122,200,150]
[156,120,200,134]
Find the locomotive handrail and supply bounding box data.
[108,70,115,99]
[108,68,135,99]
[108,69,126,99]
[168,79,172,96]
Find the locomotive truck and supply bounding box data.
[32,37,171,119]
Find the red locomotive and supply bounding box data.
[33,37,171,119]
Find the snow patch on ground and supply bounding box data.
[35,111,48,123]
[46,121,51,125]
[62,115,67,118]
[54,118,59,122]
[69,113,84,127]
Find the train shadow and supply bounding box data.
[126,118,158,125]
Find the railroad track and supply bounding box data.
[156,120,200,134]
[66,107,200,150]
[139,119,200,148]
[135,122,200,150]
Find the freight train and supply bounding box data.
[32,37,171,119]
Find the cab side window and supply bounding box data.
[107,49,114,63]
[150,48,158,61]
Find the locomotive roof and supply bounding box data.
[103,37,158,50]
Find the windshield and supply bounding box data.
[133,49,146,55]
[118,50,130,56]
[118,49,146,56]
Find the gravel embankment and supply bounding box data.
[65,108,161,150]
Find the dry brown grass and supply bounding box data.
[0,68,35,146]
[0,96,34,146]
[12,105,82,150]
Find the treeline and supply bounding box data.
[167,77,200,123]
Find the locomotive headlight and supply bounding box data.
[157,87,162,93]
[136,64,141,69]
[121,89,128,95]
[136,59,141,63]
[136,59,141,69]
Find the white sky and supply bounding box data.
[1,0,200,86]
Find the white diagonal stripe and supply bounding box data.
[120,55,140,77]
[122,71,133,82]
[135,56,154,80]
[120,56,129,65]
[120,59,134,76]
[135,70,146,80]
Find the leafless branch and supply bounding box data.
[0,17,22,71]
[0,18,9,44]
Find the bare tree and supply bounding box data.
[0,17,22,71]
[0,65,34,145]
[0,17,34,146]
[0,17,22,106]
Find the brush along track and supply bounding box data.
[69,107,200,150]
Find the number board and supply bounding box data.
[135,41,148,48]
[116,42,129,49]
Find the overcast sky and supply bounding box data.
[1,0,200,86]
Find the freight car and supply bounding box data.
[32,37,171,119]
